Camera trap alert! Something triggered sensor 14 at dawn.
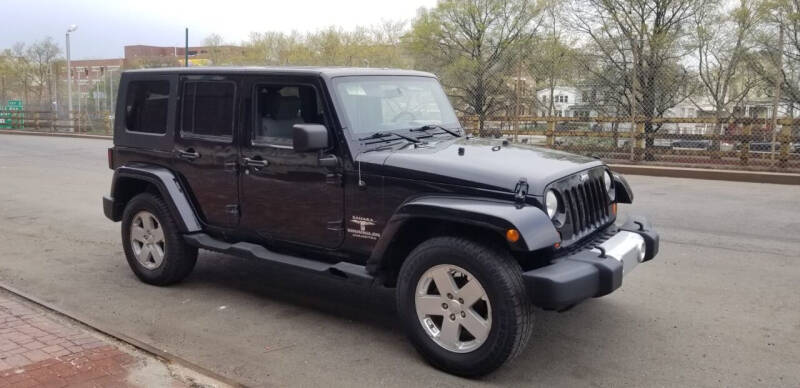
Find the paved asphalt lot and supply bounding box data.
[0,134,798,387]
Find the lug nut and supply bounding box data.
[458,298,464,304]
[442,303,448,309]
[449,314,456,321]
[446,293,454,299]
[460,311,466,318]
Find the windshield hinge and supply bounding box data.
[513,178,529,205]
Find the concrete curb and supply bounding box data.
[0,282,247,388]
[0,130,111,140]
[610,164,800,185]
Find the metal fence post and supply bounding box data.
[634,122,645,161]
[779,123,791,168]
[740,123,751,165]
[546,119,555,147]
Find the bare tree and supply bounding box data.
[750,0,800,117]
[528,0,580,116]
[25,37,61,106]
[405,0,542,134]
[692,0,761,150]
[570,0,709,156]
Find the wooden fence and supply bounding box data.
[0,110,112,135]
[460,115,800,171]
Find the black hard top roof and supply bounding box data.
[123,66,436,79]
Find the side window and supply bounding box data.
[254,84,323,146]
[181,81,235,139]
[125,81,169,134]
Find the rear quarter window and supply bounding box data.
[125,81,170,134]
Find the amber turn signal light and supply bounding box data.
[611,203,618,216]
[505,229,520,243]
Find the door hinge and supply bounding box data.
[225,204,240,216]
[326,219,344,232]
[514,177,529,205]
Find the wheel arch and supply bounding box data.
[367,196,560,286]
[108,164,202,233]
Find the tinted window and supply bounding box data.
[125,81,169,134]
[254,85,323,145]
[181,81,235,138]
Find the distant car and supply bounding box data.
[743,142,800,154]
[102,66,659,377]
[671,140,710,150]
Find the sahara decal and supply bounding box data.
[347,215,381,240]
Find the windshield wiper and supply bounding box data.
[358,131,421,144]
[409,124,462,137]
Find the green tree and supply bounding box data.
[203,33,225,65]
[405,0,541,134]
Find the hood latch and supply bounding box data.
[513,178,529,206]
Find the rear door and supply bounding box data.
[172,76,240,228]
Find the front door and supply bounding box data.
[239,78,344,249]
[172,76,240,228]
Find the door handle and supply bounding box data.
[242,157,269,169]
[176,148,200,160]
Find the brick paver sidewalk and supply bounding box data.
[0,289,208,387]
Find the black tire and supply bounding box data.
[121,193,197,286]
[397,236,533,377]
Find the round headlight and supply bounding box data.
[545,190,559,219]
[603,171,613,192]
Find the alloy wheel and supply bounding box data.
[415,264,492,353]
[129,210,166,270]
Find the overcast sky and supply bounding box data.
[3,0,437,60]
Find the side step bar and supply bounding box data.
[183,233,375,286]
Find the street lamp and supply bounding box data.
[66,24,78,120]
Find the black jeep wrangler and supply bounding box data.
[103,67,659,376]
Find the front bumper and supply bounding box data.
[522,215,659,310]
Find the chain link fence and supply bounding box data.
[3,0,800,172]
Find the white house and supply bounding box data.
[535,86,581,117]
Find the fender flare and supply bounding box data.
[106,164,202,232]
[366,195,560,274]
[612,173,634,204]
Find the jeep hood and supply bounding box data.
[360,138,604,194]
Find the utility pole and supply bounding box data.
[108,68,116,114]
[107,68,112,113]
[76,67,81,132]
[770,21,784,161]
[66,24,78,120]
[185,28,189,67]
[95,73,100,115]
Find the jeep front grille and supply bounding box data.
[550,168,614,245]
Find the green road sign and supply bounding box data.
[0,101,24,129]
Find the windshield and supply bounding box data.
[332,76,460,135]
